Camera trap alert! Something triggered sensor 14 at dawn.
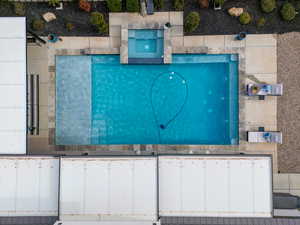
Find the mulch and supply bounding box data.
[183,0,300,35]
[1,0,300,36]
[0,1,109,36]
[151,0,300,35]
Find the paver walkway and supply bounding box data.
[277,32,300,173]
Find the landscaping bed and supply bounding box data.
[183,0,300,35]
[155,0,300,35]
[1,0,300,36]
[0,1,109,36]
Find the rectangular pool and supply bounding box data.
[56,54,239,145]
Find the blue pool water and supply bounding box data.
[128,29,164,59]
[56,54,239,145]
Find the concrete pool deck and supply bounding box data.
[27,12,279,173]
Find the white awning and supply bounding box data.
[159,155,273,218]
[59,157,158,222]
[0,155,273,220]
[0,156,59,216]
[0,17,26,154]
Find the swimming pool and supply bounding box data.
[56,54,239,145]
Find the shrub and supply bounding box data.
[106,0,121,12]
[214,0,224,6]
[154,0,164,10]
[14,2,25,16]
[98,22,109,33]
[90,12,108,34]
[48,0,60,7]
[32,19,45,31]
[280,2,296,21]
[66,22,75,31]
[184,12,200,33]
[257,17,266,27]
[239,12,251,25]
[90,12,105,26]
[174,0,184,11]
[126,0,139,12]
[79,0,91,12]
[261,0,276,13]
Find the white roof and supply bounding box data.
[0,156,59,216]
[0,155,273,220]
[0,17,26,154]
[159,155,273,218]
[59,157,158,222]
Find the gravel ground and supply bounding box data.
[277,32,300,173]
[0,1,108,36]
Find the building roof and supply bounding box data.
[160,216,300,225]
[0,17,26,154]
[0,216,57,225]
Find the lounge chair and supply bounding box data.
[146,0,154,15]
[247,131,282,144]
[247,83,283,97]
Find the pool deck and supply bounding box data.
[27,12,279,173]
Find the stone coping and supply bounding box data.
[172,46,208,54]
[127,23,165,30]
[120,28,128,64]
[55,48,120,55]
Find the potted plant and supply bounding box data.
[214,0,224,10]
[236,31,247,40]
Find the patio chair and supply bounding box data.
[247,131,282,144]
[146,0,154,15]
[246,83,283,98]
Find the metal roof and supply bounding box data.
[160,216,300,225]
[0,216,57,225]
[0,17,26,154]
[159,156,272,218]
